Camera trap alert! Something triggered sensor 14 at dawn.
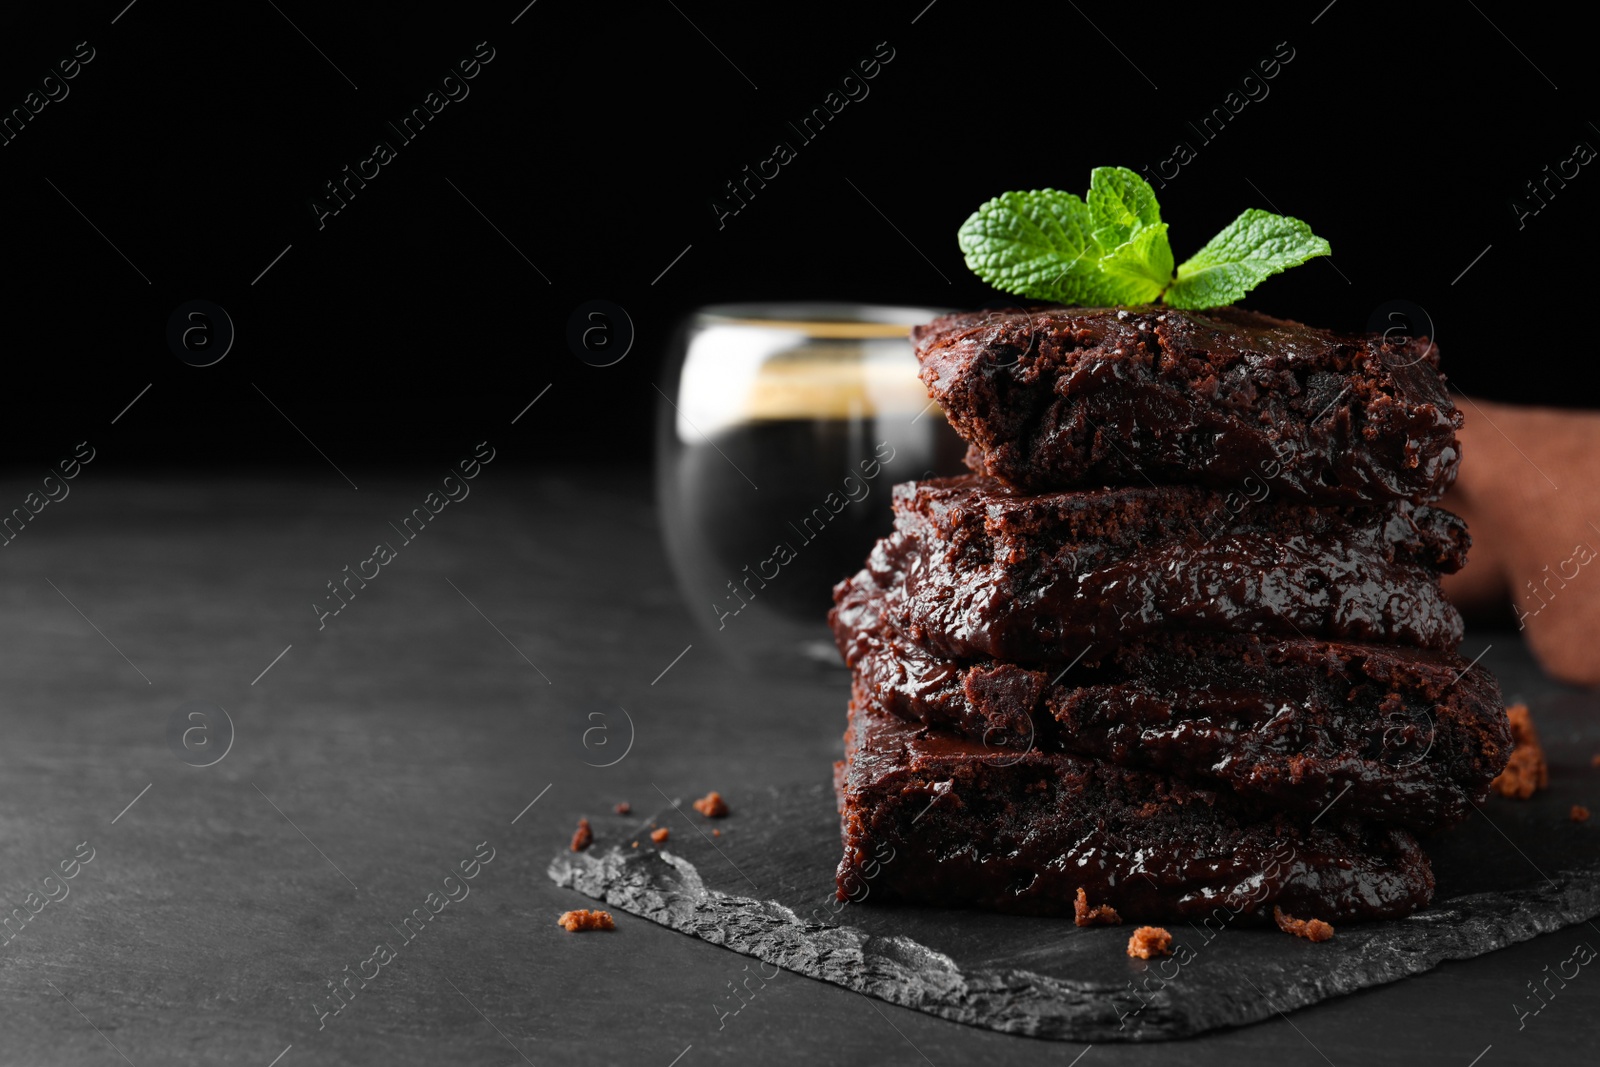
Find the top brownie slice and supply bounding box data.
[914,305,1462,503]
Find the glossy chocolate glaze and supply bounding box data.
[913,306,1462,502]
[836,700,1436,922]
[853,475,1467,661]
[831,578,1508,831]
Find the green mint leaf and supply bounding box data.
[957,189,1129,305]
[1087,166,1162,243]
[960,171,1329,309]
[1096,222,1174,304]
[1086,169,1168,296]
[1165,208,1331,309]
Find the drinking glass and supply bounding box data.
[655,303,966,670]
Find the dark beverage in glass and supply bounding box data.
[656,304,966,670]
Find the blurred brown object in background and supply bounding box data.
[1442,400,1600,686]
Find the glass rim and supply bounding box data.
[694,301,952,329]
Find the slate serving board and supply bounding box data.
[549,694,1600,1042]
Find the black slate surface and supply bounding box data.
[550,690,1600,1042]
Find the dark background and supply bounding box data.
[1,0,1593,477]
[3,6,1598,1064]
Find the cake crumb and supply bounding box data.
[1591,753,1600,769]
[1274,906,1335,942]
[614,801,631,814]
[1074,887,1122,927]
[570,818,593,852]
[650,827,670,843]
[557,909,615,932]
[1490,704,1549,799]
[631,841,639,848]
[692,791,730,817]
[712,828,721,837]
[1127,926,1173,959]
[1572,805,1591,823]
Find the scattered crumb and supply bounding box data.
[1074,887,1122,927]
[712,829,721,837]
[557,909,615,932]
[650,827,670,843]
[1127,926,1173,959]
[570,818,593,852]
[631,841,639,848]
[1572,805,1591,823]
[692,791,730,818]
[615,801,631,814]
[1490,704,1549,799]
[1274,906,1335,942]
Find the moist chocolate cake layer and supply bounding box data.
[836,698,1437,922]
[856,474,1466,661]
[913,306,1461,502]
[832,580,1507,832]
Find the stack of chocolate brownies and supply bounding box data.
[829,306,1511,924]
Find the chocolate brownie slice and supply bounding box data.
[853,474,1466,661]
[913,306,1461,502]
[836,697,1436,922]
[834,582,1508,831]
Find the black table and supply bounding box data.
[2,471,1594,1065]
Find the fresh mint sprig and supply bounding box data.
[957,167,1329,309]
